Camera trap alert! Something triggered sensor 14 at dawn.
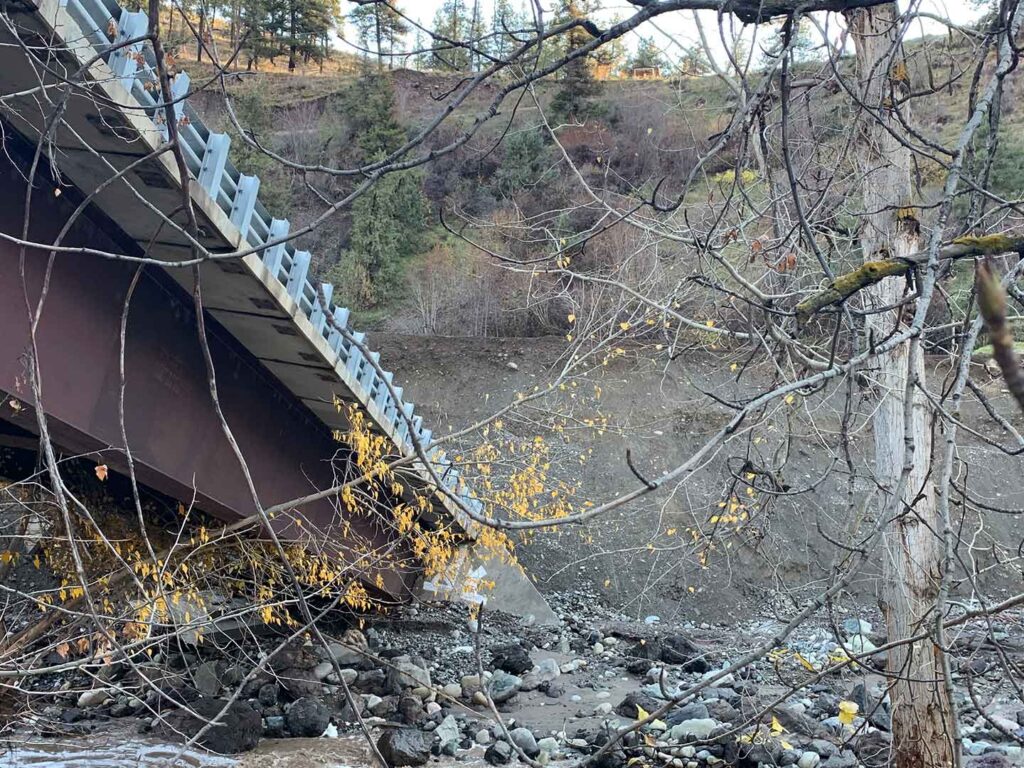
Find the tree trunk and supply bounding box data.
[288,1,297,72]
[845,5,957,767]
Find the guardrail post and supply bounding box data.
[285,250,311,303]
[107,10,148,93]
[262,218,289,279]
[359,351,379,393]
[155,72,190,141]
[309,283,333,335]
[229,173,260,237]
[198,132,230,196]
[328,306,350,354]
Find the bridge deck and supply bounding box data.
[0,0,556,621]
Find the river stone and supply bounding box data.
[434,715,460,756]
[537,737,560,755]
[388,657,431,693]
[798,752,821,768]
[286,697,330,737]
[77,688,112,708]
[487,671,521,704]
[378,728,432,767]
[616,691,662,719]
[510,727,539,757]
[257,683,279,707]
[490,643,533,675]
[485,740,513,765]
[668,718,719,741]
[666,702,709,725]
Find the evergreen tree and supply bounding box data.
[549,0,602,121]
[348,2,409,69]
[335,73,427,306]
[677,44,710,76]
[488,0,526,62]
[627,36,667,72]
[430,0,472,71]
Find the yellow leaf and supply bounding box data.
[567,313,576,323]
[619,322,631,331]
[771,715,785,735]
[636,704,650,721]
[784,394,795,405]
[730,362,738,371]
[838,700,859,725]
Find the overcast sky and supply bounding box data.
[339,1,987,66]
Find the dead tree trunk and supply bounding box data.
[845,5,957,767]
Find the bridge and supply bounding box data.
[0,0,553,621]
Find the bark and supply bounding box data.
[845,5,957,767]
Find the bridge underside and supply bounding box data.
[0,140,420,600]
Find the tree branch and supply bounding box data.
[795,234,1024,323]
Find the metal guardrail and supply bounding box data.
[58,0,484,521]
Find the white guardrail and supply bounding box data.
[59,0,484,523]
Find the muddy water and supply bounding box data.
[1,734,373,768]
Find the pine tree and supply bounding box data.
[628,36,667,73]
[430,0,472,71]
[336,73,427,306]
[348,2,409,69]
[488,0,525,62]
[549,0,602,121]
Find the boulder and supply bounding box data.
[378,728,432,767]
[286,697,330,737]
[161,697,261,754]
[490,643,533,675]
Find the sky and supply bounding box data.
[339,1,987,67]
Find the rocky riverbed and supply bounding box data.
[4,588,1024,768]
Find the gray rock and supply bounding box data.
[798,752,821,768]
[162,697,261,754]
[490,643,532,675]
[434,715,461,756]
[510,727,540,757]
[476,728,492,745]
[257,683,279,707]
[286,697,330,737]
[537,736,559,753]
[378,728,432,767]
[194,661,221,697]
[314,661,335,682]
[666,702,710,725]
[821,751,858,768]
[485,740,513,765]
[842,618,872,636]
[77,689,112,708]
[487,671,521,704]
[521,658,561,691]
[263,715,286,738]
[616,691,661,719]
[441,683,463,699]
[668,718,719,741]
[853,730,891,768]
[388,657,431,693]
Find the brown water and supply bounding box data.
[0,733,372,768]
